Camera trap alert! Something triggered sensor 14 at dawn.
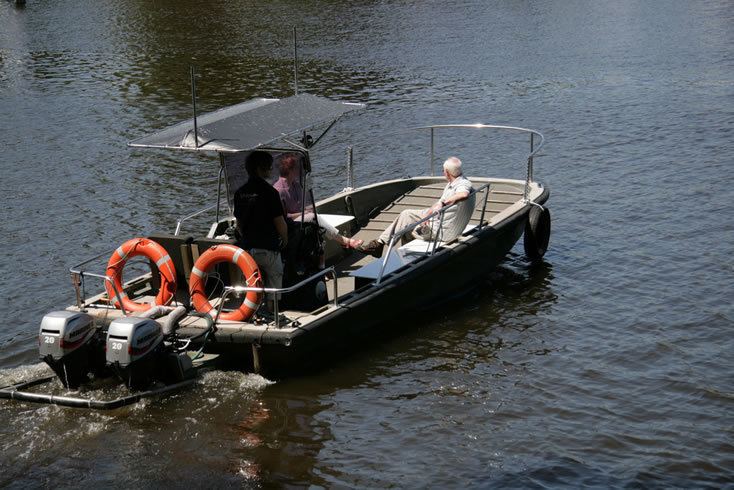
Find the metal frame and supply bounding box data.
[69,257,335,330]
[71,249,231,323]
[346,146,355,189]
[190,66,199,149]
[223,266,338,328]
[370,124,545,284]
[174,203,218,236]
[414,124,544,199]
[0,376,196,410]
[70,253,129,316]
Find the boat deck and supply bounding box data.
[338,179,523,274]
[75,179,526,342]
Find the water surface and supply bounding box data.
[1,0,732,487]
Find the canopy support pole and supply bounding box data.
[190,66,199,149]
[430,128,435,176]
[310,118,340,147]
[293,27,299,96]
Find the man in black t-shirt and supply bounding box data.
[234,151,289,312]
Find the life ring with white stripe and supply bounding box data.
[105,238,177,313]
[189,245,263,322]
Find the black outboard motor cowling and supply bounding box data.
[39,311,105,388]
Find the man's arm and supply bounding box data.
[440,190,470,207]
[268,186,289,247]
[423,190,470,216]
[274,216,288,247]
[287,207,314,220]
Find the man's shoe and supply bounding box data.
[357,239,384,258]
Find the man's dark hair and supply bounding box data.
[245,151,273,176]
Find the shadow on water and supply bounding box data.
[215,254,558,487]
[248,255,560,487]
[282,252,557,380]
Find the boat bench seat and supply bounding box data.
[318,213,355,229]
[348,248,420,288]
[398,224,478,255]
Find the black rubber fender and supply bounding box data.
[523,205,551,261]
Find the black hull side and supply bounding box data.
[255,202,538,375]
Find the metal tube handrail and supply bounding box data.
[375,182,491,284]
[70,248,160,317]
[174,203,218,236]
[224,267,338,328]
[413,124,544,199]
[70,250,114,272]
[215,165,223,225]
[430,128,435,176]
[68,270,128,316]
[225,266,336,296]
[346,146,354,189]
[433,208,446,255]
[69,246,336,328]
[413,123,544,158]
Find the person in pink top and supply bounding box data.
[273,153,363,250]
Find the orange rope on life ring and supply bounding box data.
[105,237,177,313]
[189,244,263,322]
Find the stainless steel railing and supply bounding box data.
[413,124,544,199]
[343,124,543,200]
[223,266,338,328]
[174,203,218,236]
[69,253,336,329]
[70,252,129,315]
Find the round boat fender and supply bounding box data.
[189,245,263,321]
[523,205,551,261]
[106,238,177,313]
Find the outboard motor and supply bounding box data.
[39,311,105,388]
[106,317,165,390]
[105,316,195,390]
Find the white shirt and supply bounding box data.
[432,175,475,242]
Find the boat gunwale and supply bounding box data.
[249,182,550,345]
[66,178,547,338]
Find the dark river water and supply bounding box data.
[1,1,732,487]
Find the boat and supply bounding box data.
[1,84,550,409]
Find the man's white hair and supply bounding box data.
[443,157,463,177]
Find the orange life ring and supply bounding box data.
[189,244,263,321]
[105,238,177,313]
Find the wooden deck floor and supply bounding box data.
[330,181,524,296]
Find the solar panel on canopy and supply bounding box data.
[128,93,365,153]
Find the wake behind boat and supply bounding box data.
[2,85,550,409]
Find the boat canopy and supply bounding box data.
[128,93,365,153]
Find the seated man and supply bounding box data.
[358,156,474,258]
[233,151,288,313]
[273,153,362,249]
